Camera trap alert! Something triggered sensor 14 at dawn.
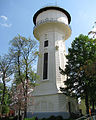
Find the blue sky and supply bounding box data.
[0,0,96,55]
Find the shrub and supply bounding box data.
[56,116,64,120]
[24,117,36,120]
[47,116,56,120]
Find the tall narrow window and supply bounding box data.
[68,102,71,113]
[44,34,48,47]
[43,53,48,79]
[44,40,48,47]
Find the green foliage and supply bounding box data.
[0,82,3,100]
[0,89,10,114]
[60,34,96,114]
[79,99,86,115]
[24,116,73,120]
[1,105,9,114]
[0,55,13,114]
[9,34,39,118]
[9,34,38,84]
[24,117,36,120]
[24,116,65,120]
[0,34,39,117]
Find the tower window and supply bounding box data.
[68,102,71,113]
[43,53,48,79]
[44,40,48,47]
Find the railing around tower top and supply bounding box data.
[33,18,71,31]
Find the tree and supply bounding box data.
[87,23,96,113]
[0,55,13,115]
[10,74,36,120]
[9,34,38,118]
[60,34,96,114]
[10,82,26,119]
[81,60,96,114]
[0,82,3,115]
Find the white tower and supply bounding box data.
[27,6,78,118]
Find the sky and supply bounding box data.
[0,0,96,56]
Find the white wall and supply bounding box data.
[36,10,68,25]
[28,8,78,115]
[28,94,67,112]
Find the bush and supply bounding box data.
[41,118,46,120]
[42,116,64,120]
[56,116,64,120]
[0,116,18,120]
[24,118,32,120]
[47,116,56,120]
[24,117,36,120]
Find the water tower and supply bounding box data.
[27,6,78,118]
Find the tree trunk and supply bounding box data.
[24,80,28,118]
[24,102,27,118]
[85,93,89,115]
[24,62,28,118]
[92,100,95,114]
[1,73,6,114]
[18,107,21,120]
[1,75,6,103]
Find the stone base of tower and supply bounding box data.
[27,93,78,119]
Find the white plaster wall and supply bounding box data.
[55,31,67,90]
[28,93,79,113]
[28,93,67,112]
[33,25,67,96]
[36,10,68,25]
[28,8,79,115]
[30,21,72,117]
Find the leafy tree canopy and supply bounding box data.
[60,34,96,114]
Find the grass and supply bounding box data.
[24,117,36,120]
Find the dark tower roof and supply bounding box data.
[33,6,71,25]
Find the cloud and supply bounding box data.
[0,23,12,28]
[0,15,12,28]
[1,15,8,21]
